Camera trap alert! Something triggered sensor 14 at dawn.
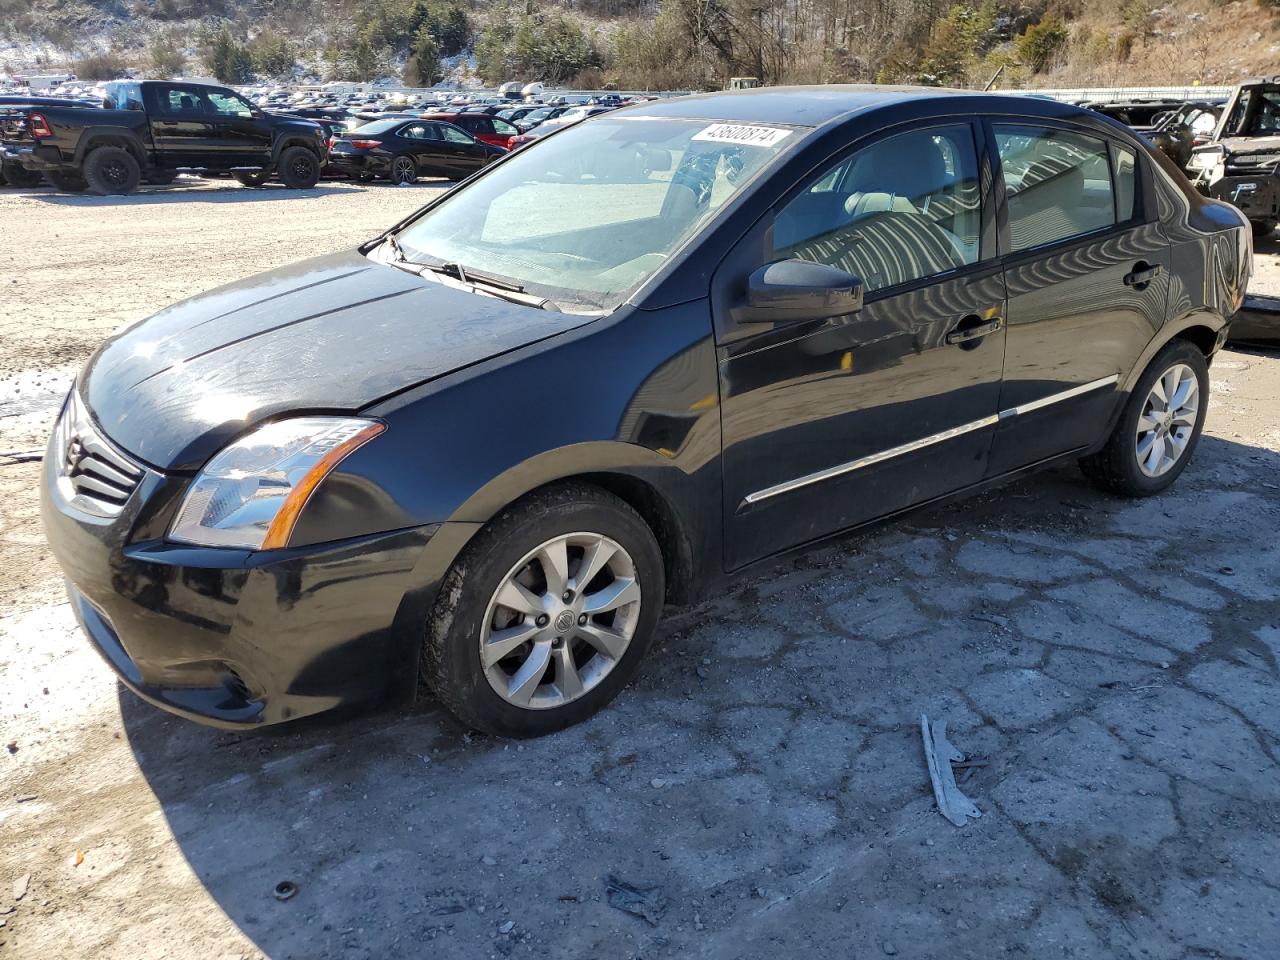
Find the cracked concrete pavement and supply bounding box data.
[1,179,1279,960]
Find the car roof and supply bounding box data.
[614,84,1095,129]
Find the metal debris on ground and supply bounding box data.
[273,880,298,901]
[605,875,667,926]
[921,714,983,827]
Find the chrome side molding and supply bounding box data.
[741,374,1121,507]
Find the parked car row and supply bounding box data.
[0,78,651,193]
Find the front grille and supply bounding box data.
[54,391,144,517]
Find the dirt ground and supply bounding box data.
[1,178,1278,960]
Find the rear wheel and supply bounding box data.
[83,146,140,195]
[1080,340,1209,496]
[2,160,44,188]
[1251,220,1275,240]
[277,146,320,189]
[233,170,270,187]
[389,155,417,185]
[45,169,88,192]
[421,484,665,737]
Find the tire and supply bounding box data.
[277,146,320,188]
[233,170,270,188]
[145,170,178,185]
[422,483,666,738]
[1251,220,1275,240]
[389,155,417,185]
[1080,340,1209,497]
[45,169,88,192]
[83,146,141,195]
[2,160,44,188]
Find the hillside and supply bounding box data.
[1,0,1278,90]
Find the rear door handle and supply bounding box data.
[945,316,1004,345]
[1124,262,1162,288]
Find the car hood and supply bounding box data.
[81,250,593,471]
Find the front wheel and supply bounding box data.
[277,146,320,189]
[421,484,665,737]
[1080,340,1209,496]
[2,160,44,188]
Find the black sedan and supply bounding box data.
[42,87,1250,737]
[328,118,504,184]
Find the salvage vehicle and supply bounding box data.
[42,87,1249,737]
[1135,100,1222,169]
[5,79,327,194]
[329,119,505,183]
[1187,77,1280,236]
[1227,293,1280,347]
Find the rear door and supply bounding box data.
[146,84,224,167]
[715,120,1008,568]
[986,122,1170,475]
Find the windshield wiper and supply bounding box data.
[419,262,561,311]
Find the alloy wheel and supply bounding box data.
[104,159,129,187]
[479,532,641,710]
[1135,362,1199,478]
[392,158,415,183]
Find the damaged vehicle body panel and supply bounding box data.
[1188,78,1280,233]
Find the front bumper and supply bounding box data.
[41,432,446,729]
[1207,172,1280,223]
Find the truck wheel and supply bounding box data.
[233,171,270,188]
[1251,220,1275,240]
[2,160,44,189]
[83,146,141,195]
[45,170,88,192]
[277,147,320,189]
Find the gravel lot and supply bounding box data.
[1,177,1278,960]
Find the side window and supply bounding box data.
[470,117,495,135]
[492,118,517,136]
[1113,144,1137,223]
[401,124,428,140]
[160,87,205,116]
[771,123,981,295]
[994,125,1117,253]
[440,125,473,144]
[206,91,253,119]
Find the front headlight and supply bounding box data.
[169,417,385,550]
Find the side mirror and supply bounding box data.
[733,259,864,325]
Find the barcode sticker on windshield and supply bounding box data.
[691,123,791,147]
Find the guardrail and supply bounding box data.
[1005,86,1235,102]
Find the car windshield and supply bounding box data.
[393,117,798,313]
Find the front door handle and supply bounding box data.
[1124,262,1163,289]
[945,315,1004,346]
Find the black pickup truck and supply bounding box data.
[2,79,328,194]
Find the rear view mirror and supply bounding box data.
[644,147,672,172]
[734,259,864,325]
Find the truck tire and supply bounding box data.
[233,171,270,187]
[2,160,44,188]
[46,170,88,192]
[277,146,320,189]
[83,146,141,195]
[1251,220,1275,240]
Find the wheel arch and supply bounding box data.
[272,135,322,164]
[1121,312,1226,392]
[74,129,147,166]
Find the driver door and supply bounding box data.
[713,120,1009,569]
